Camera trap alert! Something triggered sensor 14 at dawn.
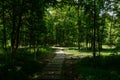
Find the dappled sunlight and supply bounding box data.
[39,47,65,79]
[64,48,92,58]
[56,50,64,54]
[0,0,120,79]
[63,46,120,58]
[102,45,116,49]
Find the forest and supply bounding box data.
[0,0,120,80]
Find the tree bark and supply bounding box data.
[11,3,16,57]
[2,0,7,51]
[93,0,96,57]
[77,3,81,50]
[11,0,23,58]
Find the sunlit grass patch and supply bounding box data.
[64,46,119,57]
[64,49,92,56]
[102,45,116,49]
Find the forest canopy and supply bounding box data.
[0,0,120,56]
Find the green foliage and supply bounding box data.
[0,60,43,80]
[36,47,54,58]
[0,0,120,50]
[0,0,120,79]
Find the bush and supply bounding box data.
[0,60,44,80]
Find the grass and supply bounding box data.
[76,55,120,80]
[64,48,92,56]
[77,66,120,80]
[63,46,120,80]
[63,46,120,57]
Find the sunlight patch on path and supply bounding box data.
[40,47,65,80]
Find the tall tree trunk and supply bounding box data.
[77,4,81,50]
[97,24,101,56]
[100,17,105,50]
[86,28,89,50]
[2,0,8,64]
[15,14,22,51]
[109,16,113,49]
[2,0,7,50]
[11,4,16,57]
[93,0,96,57]
[11,0,23,59]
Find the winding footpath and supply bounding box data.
[40,47,65,80]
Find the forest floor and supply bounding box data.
[37,46,120,80]
[1,47,119,80]
[39,47,80,80]
[62,47,90,80]
[39,47,65,80]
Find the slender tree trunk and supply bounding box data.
[29,9,34,52]
[100,18,105,50]
[77,4,81,50]
[11,0,23,59]
[11,4,16,57]
[16,13,22,50]
[2,0,8,64]
[97,24,101,56]
[93,0,96,57]
[91,29,93,50]
[2,0,7,50]
[109,16,113,49]
[86,28,89,50]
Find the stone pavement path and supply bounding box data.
[40,47,65,80]
[63,58,78,80]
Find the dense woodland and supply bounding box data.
[0,0,120,80]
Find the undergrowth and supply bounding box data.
[76,55,120,80]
